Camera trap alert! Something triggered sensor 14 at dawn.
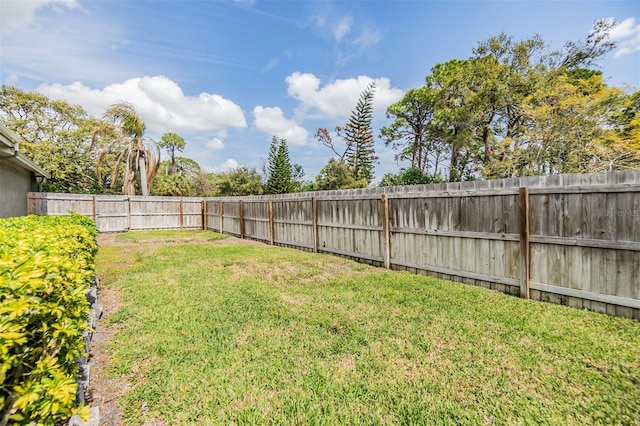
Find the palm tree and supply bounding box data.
[92,102,160,195]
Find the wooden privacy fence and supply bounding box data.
[205,171,640,320]
[27,193,205,232]
[28,171,640,319]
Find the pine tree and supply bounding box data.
[275,138,292,192]
[266,136,293,194]
[344,82,377,184]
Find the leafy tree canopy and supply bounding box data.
[159,132,186,174]
[151,157,207,196]
[211,166,264,197]
[0,85,104,193]
[379,168,444,187]
[384,21,638,182]
[313,158,368,190]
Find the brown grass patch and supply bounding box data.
[280,294,310,306]
[338,354,356,372]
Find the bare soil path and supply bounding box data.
[88,234,128,426]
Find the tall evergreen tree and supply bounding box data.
[266,136,293,194]
[344,82,377,184]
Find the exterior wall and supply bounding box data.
[0,160,35,218]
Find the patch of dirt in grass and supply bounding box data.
[89,234,159,425]
[337,354,356,373]
[214,236,264,246]
[280,294,310,306]
[392,357,422,380]
[224,388,279,417]
[88,281,127,426]
[140,414,168,426]
[96,232,120,247]
[230,255,373,288]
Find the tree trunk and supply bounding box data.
[139,155,149,196]
[450,147,459,182]
[449,128,460,182]
[170,149,177,175]
[411,134,419,170]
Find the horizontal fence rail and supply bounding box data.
[28,170,640,319]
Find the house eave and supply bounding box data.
[0,123,50,179]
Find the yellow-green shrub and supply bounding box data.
[0,214,98,424]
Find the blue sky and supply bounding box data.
[1,0,639,182]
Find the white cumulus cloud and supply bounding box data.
[285,72,404,120]
[206,138,225,150]
[253,106,308,146]
[38,76,247,135]
[211,159,239,173]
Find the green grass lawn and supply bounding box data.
[97,230,640,425]
[113,229,227,243]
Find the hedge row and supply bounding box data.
[0,214,98,425]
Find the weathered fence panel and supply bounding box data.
[221,200,241,236]
[273,198,315,250]
[527,185,640,316]
[388,191,522,293]
[205,199,221,233]
[27,171,640,319]
[95,196,129,232]
[317,197,384,263]
[129,197,179,230]
[243,200,270,243]
[31,193,94,217]
[181,198,205,229]
[27,194,204,232]
[26,192,47,216]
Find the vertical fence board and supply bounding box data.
[269,200,274,245]
[382,195,390,268]
[519,187,530,298]
[311,198,318,252]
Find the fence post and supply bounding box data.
[202,200,207,230]
[382,194,391,269]
[219,200,223,234]
[269,199,274,245]
[518,187,531,299]
[312,197,318,253]
[92,196,97,222]
[239,200,245,239]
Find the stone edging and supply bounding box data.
[68,277,102,426]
